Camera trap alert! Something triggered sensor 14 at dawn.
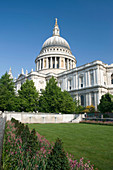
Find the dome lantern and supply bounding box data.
[53,18,60,36]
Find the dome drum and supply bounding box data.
[36,56,76,73]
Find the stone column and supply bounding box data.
[100,69,103,86]
[95,67,99,85]
[87,71,90,86]
[93,70,96,85]
[70,60,72,69]
[59,57,61,68]
[73,74,76,89]
[40,60,41,70]
[64,58,65,69]
[46,58,48,69]
[85,72,87,87]
[89,93,91,106]
[36,62,38,71]
[85,93,88,106]
[43,58,44,69]
[50,57,52,68]
[55,57,57,68]
[76,73,78,89]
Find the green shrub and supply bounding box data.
[46,138,70,170]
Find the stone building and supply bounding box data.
[13,19,113,110]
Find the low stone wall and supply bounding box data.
[1,112,82,123]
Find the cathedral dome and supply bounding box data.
[35,18,76,74]
[42,36,70,50]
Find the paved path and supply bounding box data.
[0,115,6,168]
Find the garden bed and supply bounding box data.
[2,118,96,169]
[80,120,113,126]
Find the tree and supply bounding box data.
[97,93,113,113]
[39,77,75,114]
[18,79,39,112]
[0,72,16,111]
[60,90,75,114]
[46,138,70,170]
[74,99,84,114]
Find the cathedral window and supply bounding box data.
[79,76,83,88]
[90,73,94,85]
[91,92,95,106]
[111,74,113,84]
[81,95,84,106]
[104,73,107,85]
[68,80,71,90]
[81,77,83,87]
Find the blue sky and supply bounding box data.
[0,0,113,78]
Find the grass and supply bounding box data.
[28,123,113,170]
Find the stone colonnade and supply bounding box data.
[36,57,76,71]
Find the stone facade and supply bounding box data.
[13,19,113,110]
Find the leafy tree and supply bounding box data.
[74,99,84,114]
[46,138,70,170]
[97,93,113,113]
[39,77,75,114]
[18,79,39,112]
[0,72,16,111]
[39,76,62,113]
[60,90,75,114]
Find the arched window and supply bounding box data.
[111,74,113,84]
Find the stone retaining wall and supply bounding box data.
[2,112,81,123]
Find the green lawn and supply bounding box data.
[28,123,113,170]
